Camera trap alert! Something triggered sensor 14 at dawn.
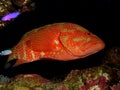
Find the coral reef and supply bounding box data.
[0,74,9,83]
[0,65,120,90]
[4,74,50,90]
[0,0,35,29]
[64,65,120,90]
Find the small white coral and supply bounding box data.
[0,75,9,83]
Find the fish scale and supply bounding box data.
[6,22,105,67]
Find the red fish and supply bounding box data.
[6,22,105,67]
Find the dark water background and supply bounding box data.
[0,0,119,80]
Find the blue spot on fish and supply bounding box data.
[1,12,21,21]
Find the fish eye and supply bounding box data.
[87,33,91,35]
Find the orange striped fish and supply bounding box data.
[3,22,105,67]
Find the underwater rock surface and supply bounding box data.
[0,65,120,90]
[103,46,120,68]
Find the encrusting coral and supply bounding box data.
[0,65,120,90]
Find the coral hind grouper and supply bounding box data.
[3,22,105,67]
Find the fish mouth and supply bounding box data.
[79,41,105,58]
[68,40,105,58]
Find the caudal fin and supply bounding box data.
[4,59,17,69]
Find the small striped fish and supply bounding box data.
[0,49,12,56]
[5,22,105,67]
